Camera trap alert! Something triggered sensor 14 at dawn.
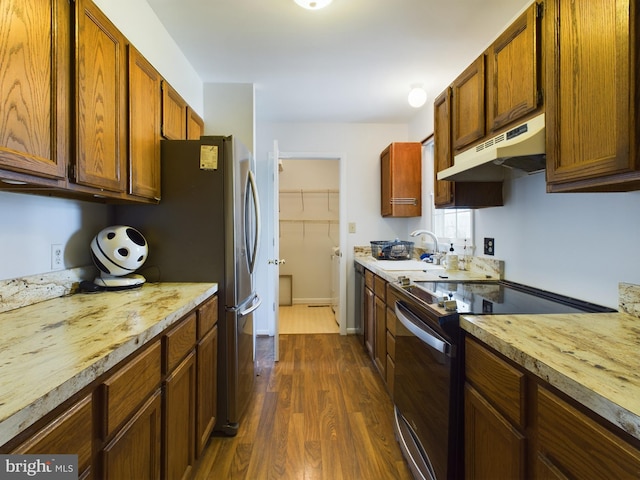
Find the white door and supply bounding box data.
[268,140,281,361]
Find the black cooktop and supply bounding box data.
[415,280,616,315]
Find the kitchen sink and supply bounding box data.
[374,259,445,272]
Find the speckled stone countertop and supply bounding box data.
[462,312,640,440]
[0,282,218,447]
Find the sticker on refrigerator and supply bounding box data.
[200,145,219,170]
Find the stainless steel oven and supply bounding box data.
[390,280,616,480]
[391,283,463,480]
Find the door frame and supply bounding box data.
[274,149,347,337]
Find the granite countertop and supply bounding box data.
[0,282,218,447]
[356,251,640,441]
[462,312,640,441]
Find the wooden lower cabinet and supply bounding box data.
[465,384,525,479]
[164,351,196,480]
[465,336,640,479]
[12,394,93,479]
[196,325,218,456]
[537,385,640,479]
[364,282,375,360]
[102,390,162,480]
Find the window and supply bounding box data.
[432,207,473,250]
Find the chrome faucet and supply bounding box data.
[410,229,439,254]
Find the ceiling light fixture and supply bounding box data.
[408,84,427,108]
[294,0,333,10]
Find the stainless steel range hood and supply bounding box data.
[437,113,546,182]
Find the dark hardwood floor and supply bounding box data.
[193,334,413,479]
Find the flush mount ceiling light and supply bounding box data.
[408,84,427,108]
[294,0,333,10]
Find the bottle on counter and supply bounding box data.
[445,243,458,271]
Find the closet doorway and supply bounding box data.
[278,158,340,334]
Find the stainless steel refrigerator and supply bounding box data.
[113,135,261,436]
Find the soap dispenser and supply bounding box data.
[445,243,458,271]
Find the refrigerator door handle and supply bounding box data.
[239,294,262,317]
[247,169,261,274]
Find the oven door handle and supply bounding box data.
[395,301,451,356]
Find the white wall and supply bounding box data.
[254,122,412,334]
[0,192,107,281]
[0,2,203,282]
[203,83,255,151]
[93,0,203,114]
[474,172,640,308]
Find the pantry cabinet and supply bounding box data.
[465,336,640,479]
[433,89,503,209]
[545,0,640,192]
[162,81,188,140]
[128,46,162,201]
[380,142,422,217]
[0,0,69,185]
[73,0,127,194]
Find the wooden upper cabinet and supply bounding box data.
[545,0,640,192]
[128,45,161,201]
[0,0,69,182]
[434,89,454,207]
[487,3,541,132]
[187,107,205,140]
[74,0,127,193]
[162,81,188,140]
[380,142,422,217]
[452,55,485,152]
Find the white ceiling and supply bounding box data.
[146,0,533,123]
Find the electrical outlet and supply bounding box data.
[51,244,64,270]
[484,237,495,256]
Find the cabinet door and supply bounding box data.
[186,107,205,140]
[164,351,196,480]
[162,81,187,140]
[537,385,640,479]
[452,56,485,151]
[545,0,639,191]
[13,395,93,478]
[374,295,386,379]
[196,325,217,457]
[0,0,69,181]
[364,286,375,359]
[128,45,161,201]
[74,0,127,193]
[465,384,526,479]
[102,390,161,480]
[487,3,540,132]
[434,89,454,207]
[380,143,422,217]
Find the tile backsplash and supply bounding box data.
[619,282,640,318]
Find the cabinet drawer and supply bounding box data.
[537,385,640,479]
[164,313,197,373]
[374,276,386,300]
[102,341,161,438]
[364,269,374,290]
[13,395,93,475]
[465,337,525,428]
[386,331,395,360]
[197,296,218,339]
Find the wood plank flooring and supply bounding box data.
[279,305,339,334]
[193,334,413,479]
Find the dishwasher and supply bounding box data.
[389,280,616,480]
